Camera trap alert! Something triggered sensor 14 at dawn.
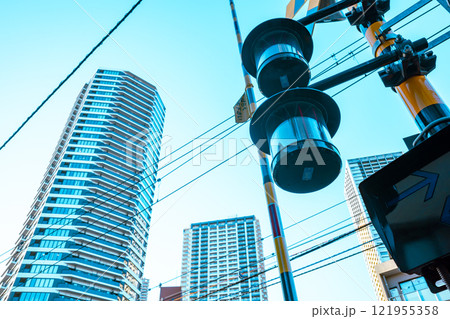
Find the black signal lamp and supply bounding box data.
[249,88,341,193]
[242,18,313,97]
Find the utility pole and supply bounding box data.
[228,0,298,301]
[348,0,450,295]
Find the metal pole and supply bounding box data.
[229,0,298,301]
[349,5,450,136]
[309,49,400,91]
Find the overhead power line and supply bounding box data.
[393,4,440,32]
[165,210,370,301]
[7,143,253,294]
[157,123,241,176]
[204,237,380,301]
[0,118,241,266]
[0,0,144,152]
[148,193,363,291]
[157,115,234,164]
[310,1,441,83]
[219,241,383,301]
[2,1,445,299]
[182,220,374,301]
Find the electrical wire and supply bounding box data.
[172,218,374,301]
[157,115,234,164]
[290,222,372,261]
[199,236,379,301]
[2,0,442,266]
[0,0,144,152]
[3,0,444,299]
[287,210,368,252]
[148,193,362,291]
[157,123,241,178]
[6,144,252,295]
[393,4,440,32]
[218,241,383,301]
[331,70,378,97]
[0,120,242,267]
[166,211,369,301]
[310,1,441,83]
[311,42,370,81]
[426,24,450,43]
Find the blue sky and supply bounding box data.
[0,0,449,301]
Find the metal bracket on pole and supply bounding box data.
[378,36,436,88]
[309,49,400,91]
[346,0,390,31]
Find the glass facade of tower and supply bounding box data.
[0,69,165,301]
[344,152,402,301]
[181,216,268,301]
[345,153,402,263]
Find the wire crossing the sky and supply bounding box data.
[0,0,143,152]
[0,118,243,265]
[1,0,446,302]
[155,209,371,301]
[7,144,253,294]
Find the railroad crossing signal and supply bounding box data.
[360,125,450,292]
[241,17,342,194]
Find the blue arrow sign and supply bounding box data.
[387,170,439,208]
[440,196,450,226]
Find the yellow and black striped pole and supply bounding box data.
[350,5,450,135]
[229,0,298,301]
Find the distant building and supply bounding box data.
[345,152,450,301]
[375,260,450,301]
[181,216,268,301]
[160,286,182,301]
[0,69,166,301]
[140,278,150,301]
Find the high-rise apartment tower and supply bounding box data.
[0,69,165,301]
[181,216,268,301]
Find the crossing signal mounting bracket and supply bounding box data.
[346,0,390,31]
[378,36,436,88]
